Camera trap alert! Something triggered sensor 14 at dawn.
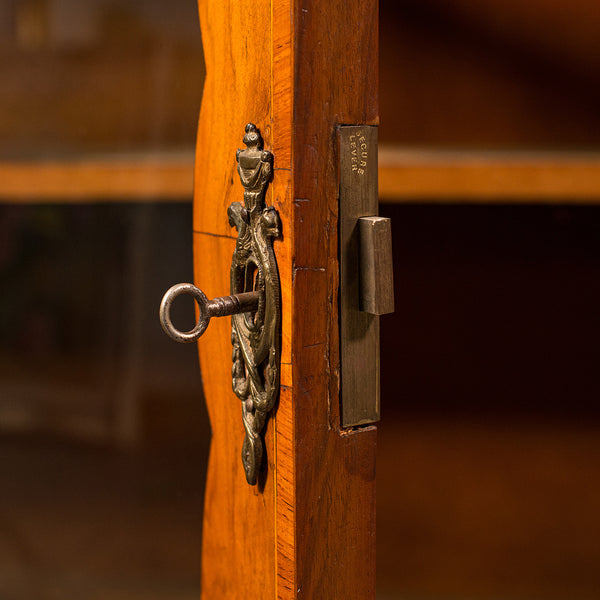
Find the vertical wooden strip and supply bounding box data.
[194,232,277,600]
[292,0,378,598]
[272,2,296,599]
[271,0,294,368]
[194,0,271,237]
[275,386,296,599]
[271,0,293,171]
[195,2,276,598]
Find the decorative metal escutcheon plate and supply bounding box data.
[229,124,281,485]
[159,123,281,485]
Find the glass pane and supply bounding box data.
[0,1,205,598]
[380,0,600,149]
[0,203,207,599]
[378,204,600,600]
[1,0,204,159]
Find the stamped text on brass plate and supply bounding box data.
[339,125,393,428]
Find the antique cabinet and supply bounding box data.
[1,1,600,599]
[185,2,378,597]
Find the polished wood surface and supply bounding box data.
[379,148,600,202]
[291,4,378,595]
[194,233,277,599]
[193,0,377,598]
[193,1,275,596]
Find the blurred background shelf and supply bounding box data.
[3,148,600,203]
[379,148,600,203]
[0,152,194,202]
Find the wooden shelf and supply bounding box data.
[379,147,600,203]
[0,152,194,202]
[2,148,600,204]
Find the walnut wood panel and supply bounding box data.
[193,232,276,598]
[194,2,276,599]
[193,1,271,239]
[194,1,378,598]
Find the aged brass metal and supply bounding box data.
[358,216,394,315]
[159,124,281,485]
[229,124,281,486]
[339,125,394,427]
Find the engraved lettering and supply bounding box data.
[348,130,368,176]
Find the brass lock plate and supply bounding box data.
[339,125,394,427]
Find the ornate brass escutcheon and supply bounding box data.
[159,124,281,485]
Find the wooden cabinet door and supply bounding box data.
[193,2,378,598]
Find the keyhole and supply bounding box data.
[244,262,260,326]
[244,261,259,292]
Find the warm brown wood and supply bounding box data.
[379,148,600,202]
[194,233,277,598]
[193,1,277,598]
[193,0,378,598]
[0,154,193,201]
[292,1,378,597]
[193,0,276,594]
[271,5,296,596]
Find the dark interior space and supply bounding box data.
[381,204,600,422]
[379,0,600,148]
[0,204,207,599]
[378,204,600,599]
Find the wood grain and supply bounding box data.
[194,1,378,598]
[194,231,277,599]
[194,1,275,598]
[193,0,271,238]
[292,1,378,598]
